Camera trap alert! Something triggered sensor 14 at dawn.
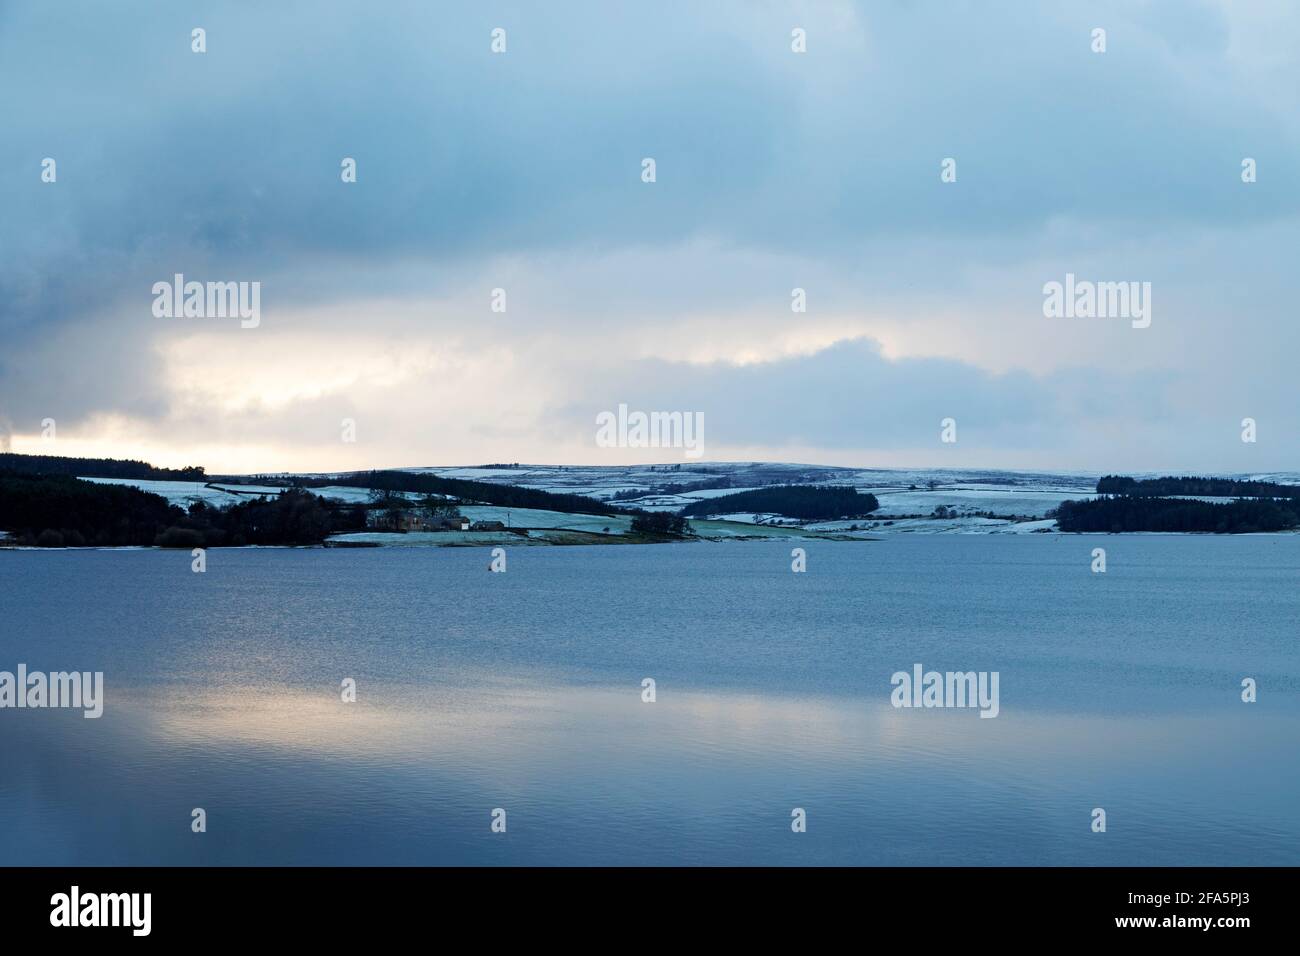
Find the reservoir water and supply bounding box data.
[2,535,1297,865]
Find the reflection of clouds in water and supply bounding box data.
[131,682,540,758]
[117,680,1291,783]
[123,681,898,766]
[5,679,1298,866]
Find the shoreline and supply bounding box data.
[7,527,1300,552]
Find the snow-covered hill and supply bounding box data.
[78,464,1300,537]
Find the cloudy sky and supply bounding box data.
[1,0,1297,473]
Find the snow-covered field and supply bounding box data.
[869,488,1092,518]
[687,519,857,540]
[458,505,633,535]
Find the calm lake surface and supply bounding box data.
[2,535,1298,865]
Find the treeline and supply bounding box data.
[288,470,626,517]
[0,452,206,481]
[166,492,365,546]
[1055,496,1300,534]
[0,472,361,547]
[1,472,182,546]
[631,512,691,537]
[1096,475,1300,499]
[678,485,879,521]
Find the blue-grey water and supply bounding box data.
[1,535,1298,865]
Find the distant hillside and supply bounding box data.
[0,452,206,481]
[679,485,879,521]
